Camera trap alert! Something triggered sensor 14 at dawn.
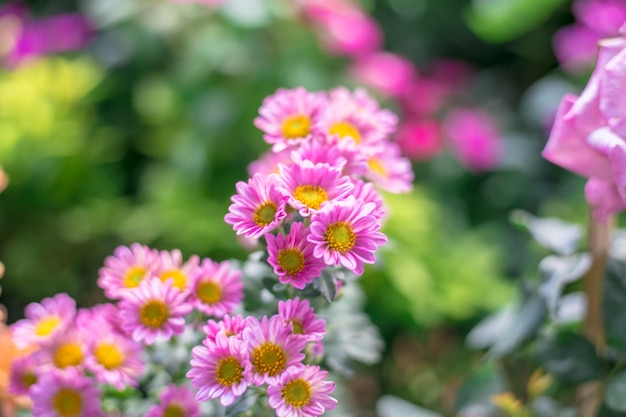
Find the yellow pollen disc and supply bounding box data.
[139,300,169,329]
[282,115,311,139]
[325,221,356,253]
[53,388,82,417]
[22,373,37,388]
[330,121,361,143]
[252,342,287,377]
[278,249,305,275]
[368,158,387,177]
[290,319,304,335]
[35,316,61,336]
[54,343,84,368]
[254,201,278,226]
[123,265,147,289]
[159,269,187,291]
[163,404,185,417]
[196,280,222,305]
[216,356,244,386]
[282,378,312,407]
[94,342,124,370]
[293,185,328,210]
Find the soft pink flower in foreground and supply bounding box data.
[266,222,326,290]
[444,108,502,171]
[543,34,626,219]
[267,365,337,417]
[119,278,192,345]
[248,148,293,178]
[30,369,103,417]
[364,143,414,193]
[278,298,326,342]
[351,179,386,222]
[254,87,328,152]
[243,315,307,385]
[202,314,247,344]
[8,354,41,396]
[146,384,200,417]
[276,160,354,217]
[154,249,200,294]
[188,259,243,318]
[351,52,417,97]
[291,134,368,177]
[11,293,76,349]
[97,243,158,300]
[308,196,387,275]
[395,119,444,161]
[188,332,251,406]
[225,174,288,239]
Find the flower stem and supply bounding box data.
[577,213,615,417]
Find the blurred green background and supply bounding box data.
[0,0,594,414]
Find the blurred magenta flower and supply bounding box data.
[351,52,417,97]
[0,3,92,67]
[444,109,503,171]
[543,35,626,219]
[395,119,444,161]
[554,0,626,73]
[302,0,381,57]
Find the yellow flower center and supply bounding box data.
[94,342,124,370]
[252,342,287,377]
[293,185,328,211]
[282,115,311,139]
[35,316,61,336]
[330,121,361,143]
[163,404,185,417]
[139,300,169,329]
[282,378,311,407]
[368,158,387,177]
[290,319,304,335]
[325,222,356,253]
[216,356,244,386]
[196,280,222,305]
[159,269,187,291]
[22,372,37,388]
[123,265,147,289]
[254,201,278,226]
[277,249,305,275]
[53,388,82,417]
[54,343,84,368]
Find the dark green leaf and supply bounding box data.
[455,361,506,412]
[603,259,626,352]
[539,254,591,314]
[313,270,337,303]
[538,331,601,384]
[605,371,626,412]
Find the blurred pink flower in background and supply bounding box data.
[553,0,626,74]
[444,109,503,172]
[0,2,93,67]
[351,52,417,98]
[544,34,626,219]
[394,120,444,161]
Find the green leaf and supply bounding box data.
[510,211,583,255]
[455,361,507,412]
[539,253,591,315]
[603,259,626,352]
[538,331,602,384]
[606,371,626,412]
[377,396,444,417]
[313,270,337,303]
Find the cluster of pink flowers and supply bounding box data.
[544,26,626,220]
[295,0,503,172]
[226,86,410,285]
[187,298,336,416]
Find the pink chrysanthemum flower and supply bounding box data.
[276,160,354,217]
[265,222,326,290]
[351,178,386,221]
[224,173,289,239]
[364,143,414,194]
[35,327,88,373]
[119,278,192,345]
[84,327,145,390]
[278,298,326,342]
[243,315,307,385]
[202,314,247,344]
[187,332,252,406]
[308,196,387,275]
[267,365,337,417]
[254,87,328,152]
[9,354,42,395]
[154,249,200,294]
[188,259,244,318]
[76,303,124,336]
[317,87,397,149]
[30,368,103,417]
[248,148,294,178]
[97,243,158,300]
[291,133,368,177]
[11,293,76,349]
[145,384,200,417]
